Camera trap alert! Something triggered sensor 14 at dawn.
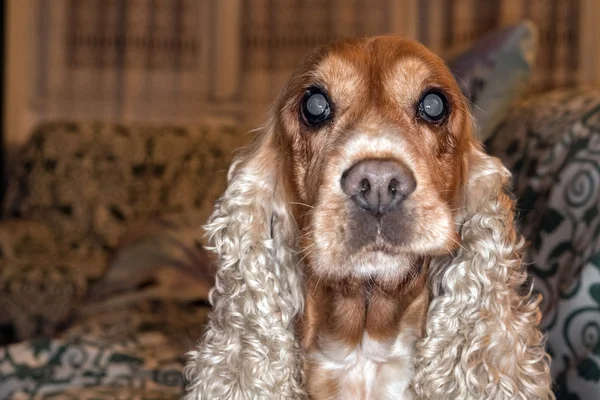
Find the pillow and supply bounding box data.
[447,21,539,142]
[86,212,215,304]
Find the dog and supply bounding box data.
[184,36,553,400]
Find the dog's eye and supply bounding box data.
[418,91,448,123]
[301,88,332,127]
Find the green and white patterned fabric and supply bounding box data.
[0,335,182,399]
[487,89,600,399]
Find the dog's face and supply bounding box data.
[273,37,473,282]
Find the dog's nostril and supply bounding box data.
[360,178,370,193]
[389,178,399,195]
[341,159,416,216]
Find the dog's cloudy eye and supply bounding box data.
[307,93,328,115]
[418,91,448,123]
[301,88,332,127]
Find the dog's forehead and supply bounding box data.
[311,56,364,96]
[384,58,433,107]
[309,38,445,103]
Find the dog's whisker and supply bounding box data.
[289,201,314,209]
[447,235,471,255]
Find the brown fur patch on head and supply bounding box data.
[273,37,471,283]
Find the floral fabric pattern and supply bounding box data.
[487,89,600,399]
[0,122,239,399]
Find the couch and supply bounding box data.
[0,122,248,399]
[487,89,600,399]
[0,88,598,399]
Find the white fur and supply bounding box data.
[182,128,307,399]
[311,331,418,400]
[413,146,553,399]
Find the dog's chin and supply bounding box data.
[348,249,416,280]
[307,234,456,282]
[307,245,419,282]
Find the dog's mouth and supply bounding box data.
[341,220,456,267]
[341,245,422,280]
[306,222,435,280]
[308,186,455,279]
[358,238,403,255]
[344,213,413,253]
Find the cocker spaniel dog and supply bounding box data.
[184,36,553,399]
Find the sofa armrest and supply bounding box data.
[486,89,600,395]
[487,88,600,318]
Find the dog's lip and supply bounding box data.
[359,241,402,255]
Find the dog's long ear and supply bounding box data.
[414,145,553,399]
[183,121,305,399]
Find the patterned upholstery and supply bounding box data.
[0,122,248,398]
[3,122,249,256]
[0,122,248,342]
[487,89,600,399]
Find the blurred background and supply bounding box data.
[0,2,600,399]
[4,0,599,152]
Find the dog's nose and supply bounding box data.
[341,159,416,215]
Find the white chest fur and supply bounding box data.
[309,329,420,400]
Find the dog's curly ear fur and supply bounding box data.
[413,145,554,400]
[182,122,306,399]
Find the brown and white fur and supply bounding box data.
[184,36,553,400]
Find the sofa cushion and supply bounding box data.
[487,89,600,398]
[3,122,250,263]
[448,21,539,142]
